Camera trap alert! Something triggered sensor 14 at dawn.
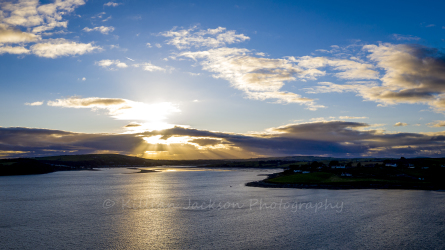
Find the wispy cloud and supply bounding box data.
[47,96,180,123]
[338,116,368,119]
[132,62,165,72]
[95,59,166,72]
[295,56,379,80]
[304,43,445,113]
[391,34,421,41]
[427,121,445,127]
[83,26,115,34]
[394,122,408,127]
[31,38,101,58]
[104,2,121,7]
[25,101,43,106]
[180,47,324,109]
[160,26,249,49]
[96,59,128,69]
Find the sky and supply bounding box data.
[1,0,445,159]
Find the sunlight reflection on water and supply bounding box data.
[0,168,444,249]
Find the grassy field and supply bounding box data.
[0,162,15,166]
[266,172,423,185]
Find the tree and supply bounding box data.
[329,160,340,166]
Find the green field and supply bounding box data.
[267,172,421,185]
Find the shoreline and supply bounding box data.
[246,173,441,190]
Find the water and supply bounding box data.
[1,167,445,249]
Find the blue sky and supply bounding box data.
[1,0,445,159]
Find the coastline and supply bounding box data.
[246,173,441,190]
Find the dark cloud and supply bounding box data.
[2,121,445,159]
[47,97,127,107]
[0,127,144,158]
[124,123,142,127]
[309,44,445,112]
[189,138,222,146]
[363,44,445,109]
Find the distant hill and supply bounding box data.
[2,153,444,176]
[0,158,55,176]
[35,154,151,167]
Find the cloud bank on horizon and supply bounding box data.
[1,0,445,159]
[2,121,445,159]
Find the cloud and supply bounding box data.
[124,122,142,128]
[47,96,180,122]
[92,12,106,19]
[102,15,111,22]
[25,101,43,106]
[3,121,445,158]
[0,27,40,43]
[338,116,368,119]
[304,43,445,113]
[139,121,445,158]
[160,26,249,49]
[0,45,30,54]
[83,26,115,34]
[158,26,445,112]
[48,97,126,107]
[180,47,324,109]
[161,27,381,109]
[394,122,408,127]
[155,43,162,48]
[104,2,121,7]
[189,138,222,146]
[0,127,144,158]
[0,1,100,59]
[30,38,100,58]
[0,0,85,33]
[391,34,421,41]
[361,44,445,109]
[427,121,445,127]
[295,56,379,80]
[146,43,152,48]
[96,59,128,69]
[132,62,165,72]
[96,59,165,72]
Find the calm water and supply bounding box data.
[1,167,445,249]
